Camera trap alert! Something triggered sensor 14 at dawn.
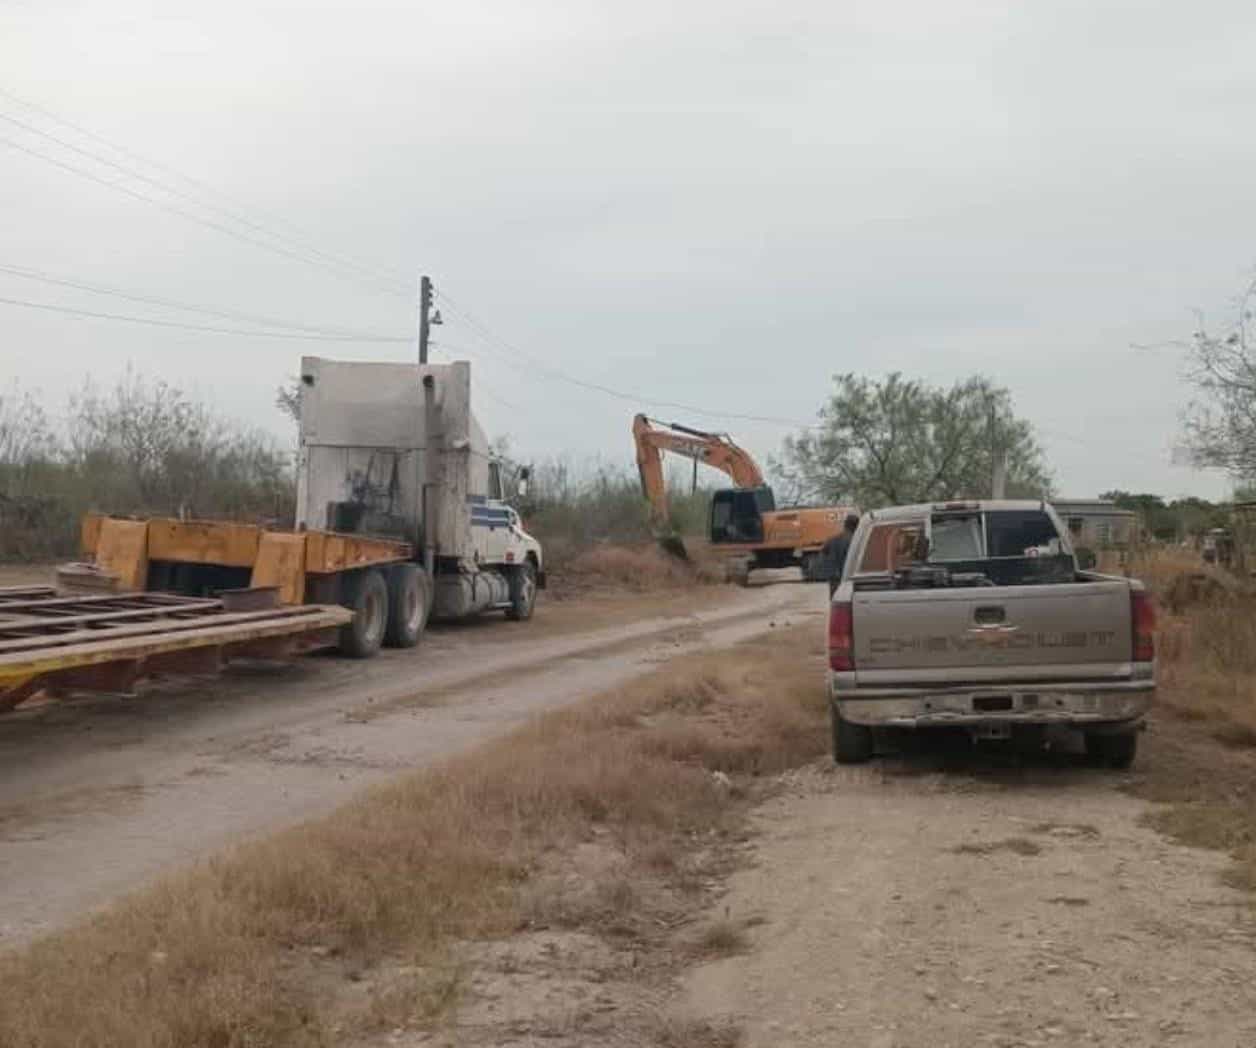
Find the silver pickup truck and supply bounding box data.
[827,500,1155,767]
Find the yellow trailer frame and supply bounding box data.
[81,513,412,604]
[0,587,351,712]
[0,515,416,712]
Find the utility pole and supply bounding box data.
[988,397,1007,499]
[418,275,433,364]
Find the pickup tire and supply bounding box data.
[1085,729,1138,769]
[383,563,428,648]
[832,704,874,764]
[338,568,388,658]
[506,562,537,621]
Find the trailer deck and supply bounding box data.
[0,586,351,712]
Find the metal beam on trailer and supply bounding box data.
[0,588,349,708]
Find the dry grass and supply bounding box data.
[1115,548,1256,897]
[693,918,752,958]
[1155,604,1256,752]
[652,1015,744,1047]
[951,837,1043,857]
[0,625,825,1047]
[551,542,726,598]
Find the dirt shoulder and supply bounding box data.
[679,731,1256,1048]
[0,600,827,1048]
[0,577,814,948]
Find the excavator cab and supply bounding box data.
[709,485,775,545]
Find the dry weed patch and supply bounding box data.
[0,623,825,1047]
[1118,548,1256,899]
[552,542,725,597]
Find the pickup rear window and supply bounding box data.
[853,509,1071,586]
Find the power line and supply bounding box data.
[0,261,409,340]
[0,88,415,296]
[433,288,821,428]
[0,293,412,341]
[0,132,410,297]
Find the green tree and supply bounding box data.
[775,373,1052,509]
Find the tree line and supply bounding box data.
[0,370,292,560]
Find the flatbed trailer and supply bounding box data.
[0,586,350,713]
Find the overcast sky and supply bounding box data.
[3,1,1254,500]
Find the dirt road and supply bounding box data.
[0,579,816,947]
[681,757,1256,1048]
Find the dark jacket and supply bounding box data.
[822,531,853,585]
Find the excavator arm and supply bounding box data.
[632,414,765,529]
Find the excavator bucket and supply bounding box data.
[657,533,689,561]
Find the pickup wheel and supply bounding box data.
[506,562,537,621]
[383,563,428,648]
[832,704,874,764]
[338,568,389,658]
[1085,729,1138,769]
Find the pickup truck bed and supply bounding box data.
[827,500,1155,767]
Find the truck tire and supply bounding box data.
[832,704,874,764]
[800,553,822,582]
[384,563,428,648]
[338,568,388,658]
[506,561,537,621]
[1085,729,1138,769]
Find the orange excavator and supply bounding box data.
[632,414,856,584]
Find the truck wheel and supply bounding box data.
[384,563,428,648]
[832,704,874,764]
[338,568,388,658]
[800,553,821,582]
[506,562,537,621]
[1085,729,1138,769]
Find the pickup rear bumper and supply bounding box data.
[829,677,1153,730]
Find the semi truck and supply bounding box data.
[1,359,543,710]
[294,356,544,651]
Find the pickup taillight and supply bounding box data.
[1131,589,1156,662]
[828,601,854,671]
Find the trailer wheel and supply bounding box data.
[339,568,388,658]
[384,563,428,648]
[506,562,537,621]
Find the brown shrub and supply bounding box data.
[556,543,725,595]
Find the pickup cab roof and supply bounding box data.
[864,499,1049,522]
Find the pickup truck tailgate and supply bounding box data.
[852,579,1133,685]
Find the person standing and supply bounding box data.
[823,513,861,595]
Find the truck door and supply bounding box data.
[474,461,511,564]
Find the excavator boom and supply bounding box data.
[633,414,765,529]
[632,413,853,581]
